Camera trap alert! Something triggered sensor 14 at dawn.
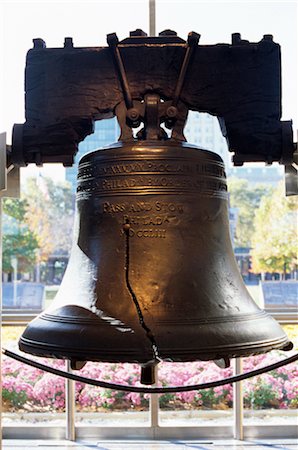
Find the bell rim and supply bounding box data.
[19,332,290,364]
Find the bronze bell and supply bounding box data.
[19,139,291,379]
[15,29,294,385]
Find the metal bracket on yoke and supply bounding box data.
[108,31,199,142]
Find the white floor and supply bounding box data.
[2,440,298,449]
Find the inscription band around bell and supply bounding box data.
[19,140,291,368]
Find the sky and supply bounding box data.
[0,0,297,179]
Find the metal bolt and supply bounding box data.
[187,31,200,46]
[33,38,46,49]
[64,37,74,48]
[232,33,241,45]
[127,108,139,121]
[159,29,177,36]
[130,29,147,37]
[35,152,43,166]
[127,108,140,127]
[166,106,178,119]
[107,32,119,47]
[123,223,131,232]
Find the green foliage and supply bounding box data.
[23,177,74,259]
[159,393,175,409]
[2,176,74,275]
[227,178,272,247]
[2,231,38,272]
[3,198,28,221]
[243,380,278,409]
[199,388,216,407]
[2,387,28,408]
[251,182,297,274]
[2,198,39,273]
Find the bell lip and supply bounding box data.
[78,140,224,165]
[158,336,292,360]
[18,336,154,364]
[19,333,291,365]
[18,303,290,364]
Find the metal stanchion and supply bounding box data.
[233,357,244,440]
[65,360,76,441]
[150,365,159,428]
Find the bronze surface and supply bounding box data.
[19,142,290,365]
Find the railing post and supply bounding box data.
[150,365,159,428]
[233,357,244,440]
[65,360,76,441]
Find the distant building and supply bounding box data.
[184,111,230,169]
[65,118,119,192]
[185,112,283,186]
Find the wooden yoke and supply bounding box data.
[8,30,295,168]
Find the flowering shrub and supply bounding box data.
[2,356,66,411]
[2,376,34,408]
[242,352,298,410]
[2,351,298,412]
[33,372,66,410]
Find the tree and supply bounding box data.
[2,176,74,279]
[23,178,54,264]
[40,177,74,255]
[2,198,38,273]
[24,176,74,261]
[227,178,272,248]
[251,182,297,276]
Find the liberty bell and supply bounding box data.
[18,31,293,384]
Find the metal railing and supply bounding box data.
[1,311,297,441]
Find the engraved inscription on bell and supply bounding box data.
[101,199,185,239]
[77,150,228,198]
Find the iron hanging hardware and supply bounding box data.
[107,31,200,137]
[165,31,200,129]
[107,32,141,128]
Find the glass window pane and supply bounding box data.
[243,326,298,427]
[185,112,229,168]
[156,1,297,130]
[158,361,233,426]
[2,175,75,312]
[2,0,297,437]
[2,326,66,427]
[75,362,150,428]
[65,119,120,194]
